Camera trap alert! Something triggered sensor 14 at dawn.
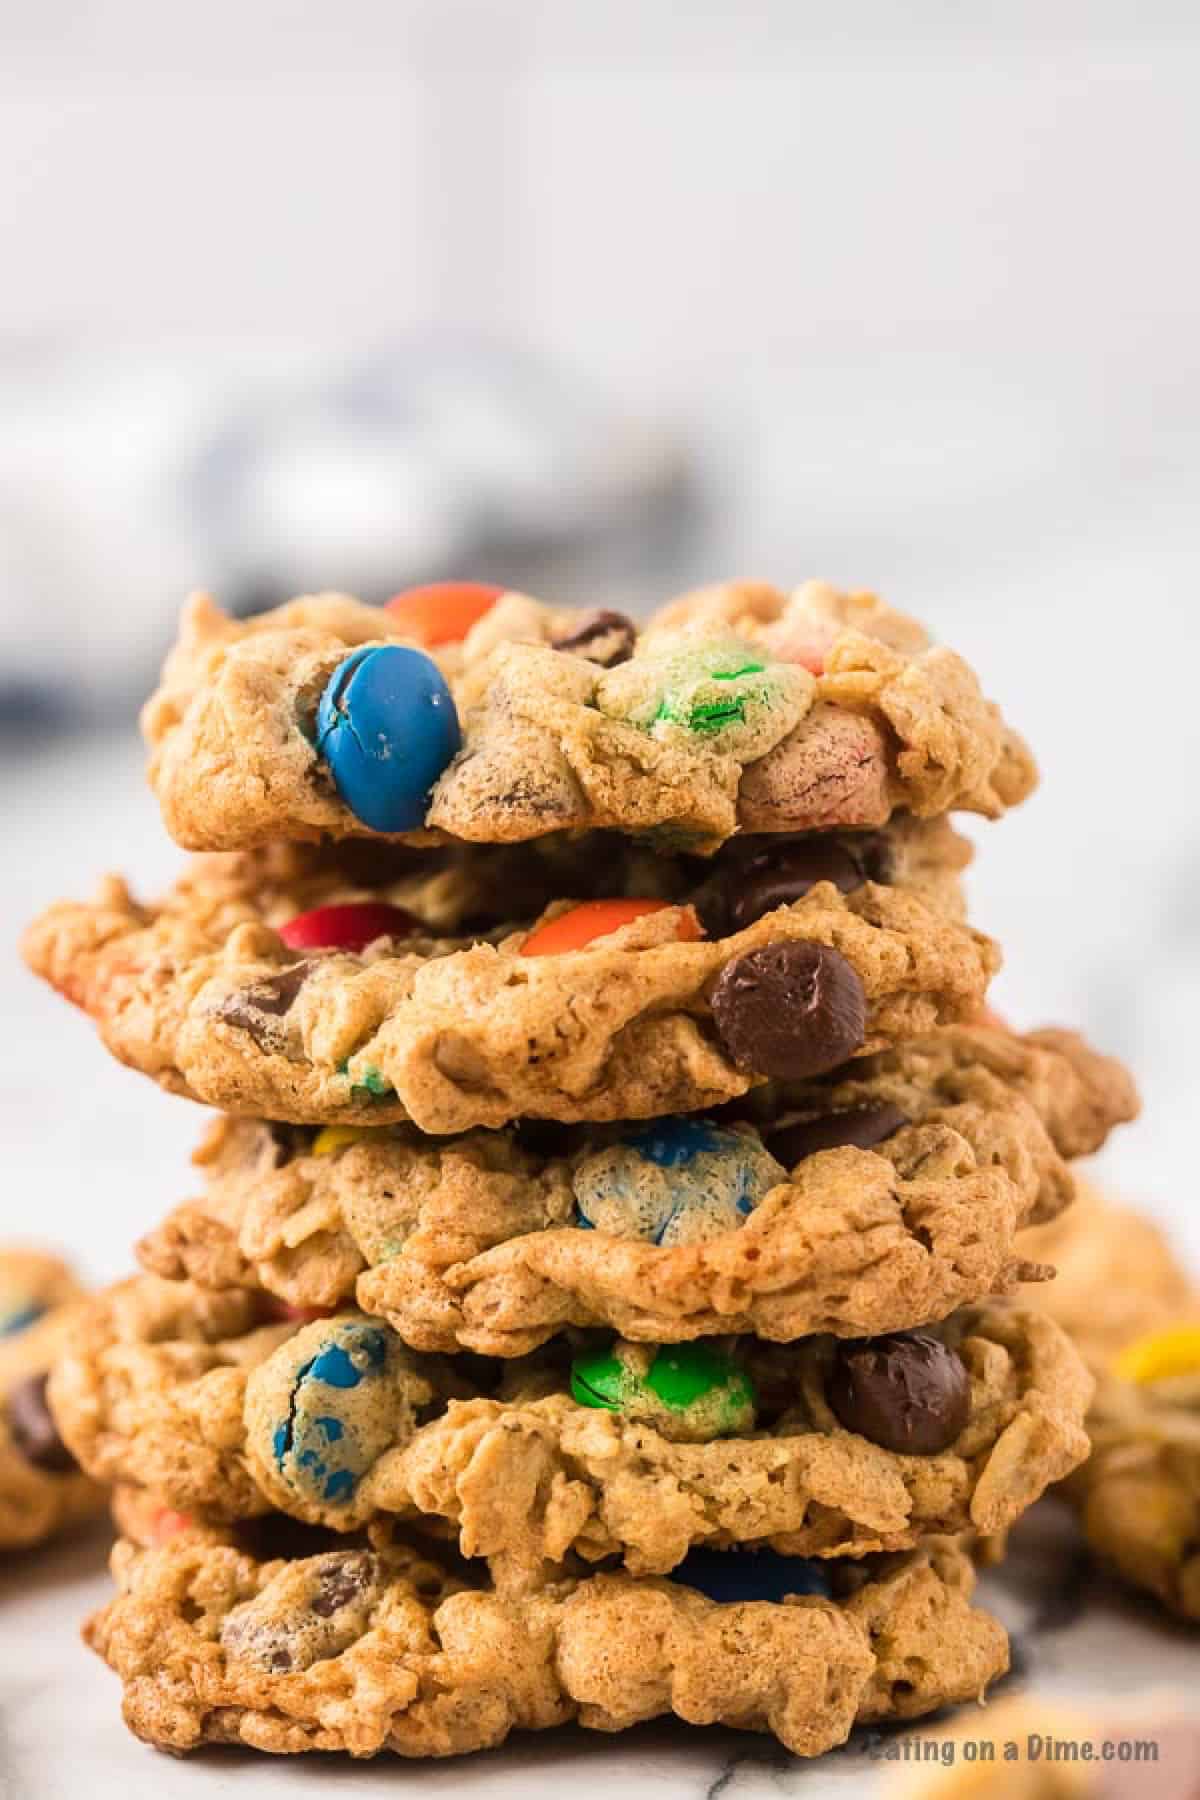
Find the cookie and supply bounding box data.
[1017,1180,1194,1361]
[1070,1321,1200,1623]
[24,866,999,1131]
[135,1024,1137,1354]
[1017,1188,1200,1622]
[51,1281,1092,1574]
[140,582,1035,854]
[0,1249,102,1549]
[85,1532,1007,1757]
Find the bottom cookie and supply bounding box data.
[0,1248,103,1551]
[86,1534,1007,1759]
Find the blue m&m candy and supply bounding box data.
[257,1316,404,1511]
[572,1116,785,1246]
[0,1302,44,1338]
[315,645,461,832]
[670,1547,832,1604]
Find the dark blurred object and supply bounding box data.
[0,336,700,739]
[185,335,698,616]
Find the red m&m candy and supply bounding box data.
[149,1507,194,1545]
[520,900,704,957]
[385,582,504,646]
[261,1298,340,1325]
[278,903,420,954]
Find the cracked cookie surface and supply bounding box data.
[85,1532,1007,1757]
[24,858,999,1130]
[141,582,1035,854]
[51,1282,1092,1573]
[136,1024,1137,1354]
[0,1249,102,1549]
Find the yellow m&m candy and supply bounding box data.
[311,1125,376,1158]
[1113,1324,1200,1385]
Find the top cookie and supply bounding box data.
[142,581,1036,854]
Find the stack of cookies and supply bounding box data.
[23,579,1139,1761]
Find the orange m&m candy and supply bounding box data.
[520,899,704,957]
[385,582,504,646]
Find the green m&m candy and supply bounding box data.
[570,1340,757,1443]
[595,632,810,763]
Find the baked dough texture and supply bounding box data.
[50,1281,1092,1575]
[23,870,1000,1132]
[141,582,1035,854]
[134,1024,1138,1354]
[85,1533,1007,1758]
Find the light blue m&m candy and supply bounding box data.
[254,1316,405,1513]
[572,1117,785,1246]
[315,644,461,832]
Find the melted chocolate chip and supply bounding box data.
[697,831,897,937]
[827,1332,970,1455]
[552,609,637,667]
[309,1550,377,1618]
[710,941,867,1081]
[764,1102,909,1170]
[236,1515,350,1561]
[216,962,314,1049]
[7,1373,76,1473]
[511,1118,581,1161]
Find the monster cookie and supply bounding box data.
[0,1249,102,1550]
[86,1532,1007,1757]
[136,1023,1137,1354]
[1018,1181,1194,1361]
[1069,1319,1200,1623]
[140,582,1035,854]
[51,1283,1092,1574]
[24,868,999,1130]
[1017,1188,1200,1622]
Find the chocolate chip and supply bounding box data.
[511,1118,580,1160]
[552,610,637,667]
[827,1331,970,1455]
[309,1550,377,1618]
[7,1373,76,1473]
[764,1101,909,1170]
[724,838,874,934]
[266,1123,312,1165]
[710,942,867,1081]
[216,962,313,1048]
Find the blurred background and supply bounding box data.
[2,1,1197,1278]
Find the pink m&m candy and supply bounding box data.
[278,902,420,954]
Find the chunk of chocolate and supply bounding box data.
[7,1373,76,1473]
[552,610,637,667]
[764,1101,909,1170]
[710,941,867,1080]
[215,962,314,1049]
[309,1550,378,1618]
[827,1331,970,1455]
